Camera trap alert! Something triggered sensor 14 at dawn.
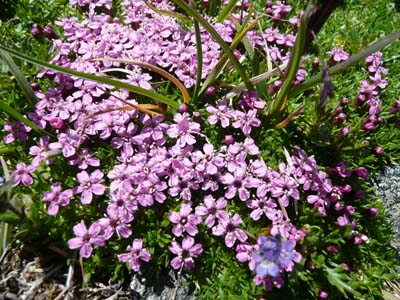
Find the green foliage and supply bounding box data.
[0,0,399,299]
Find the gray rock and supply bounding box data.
[373,165,400,252]
[129,267,195,300]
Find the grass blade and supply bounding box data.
[216,0,239,23]
[0,49,38,106]
[0,100,48,135]
[268,1,313,117]
[143,0,190,20]
[0,44,180,109]
[171,0,254,91]
[0,156,11,256]
[199,15,258,96]
[289,29,400,97]
[224,61,288,99]
[192,20,203,104]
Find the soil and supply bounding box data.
[0,244,195,300]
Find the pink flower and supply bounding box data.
[169,236,203,270]
[168,203,201,237]
[42,182,73,215]
[195,195,228,228]
[68,221,106,258]
[212,213,248,248]
[166,112,200,147]
[118,239,151,272]
[75,170,105,204]
[11,163,36,187]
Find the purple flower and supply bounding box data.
[49,130,83,158]
[42,182,73,215]
[167,112,200,147]
[206,100,233,128]
[270,170,300,207]
[327,48,349,62]
[212,213,248,247]
[232,109,261,136]
[353,167,369,179]
[195,195,228,228]
[252,235,301,278]
[67,149,100,170]
[29,136,51,166]
[221,168,259,201]
[168,203,201,237]
[75,170,105,204]
[3,120,31,144]
[68,221,106,258]
[247,197,277,221]
[169,236,203,270]
[192,143,224,175]
[98,210,133,240]
[11,163,36,186]
[236,243,257,270]
[118,239,151,272]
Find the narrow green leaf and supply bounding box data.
[290,29,400,98]
[269,1,313,117]
[0,50,38,106]
[199,15,258,96]
[0,44,180,109]
[143,0,190,20]
[171,0,253,91]
[192,20,203,104]
[224,61,288,99]
[216,0,239,23]
[0,210,20,224]
[0,100,48,135]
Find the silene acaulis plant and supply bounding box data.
[0,0,399,299]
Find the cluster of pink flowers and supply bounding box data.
[2,0,389,291]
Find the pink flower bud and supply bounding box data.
[353,167,368,179]
[369,207,378,217]
[340,97,349,105]
[178,104,188,113]
[50,117,65,129]
[375,146,383,156]
[43,25,57,39]
[354,236,362,245]
[31,24,42,38]
[319,290,329,299]
[225,135,234,145]
[205,86,216,97]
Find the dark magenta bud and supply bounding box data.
[225,135,234,145]
[354,190,365,199]
[353,236,362,245]
[369,207,378,217]
[205,86,216,97]
[178,104,188,113]
[353,167,369,179]
[312,58,319,70]
[375,146,383,156]
[30,82,40,91]
[345,205,355,216]
[43,25,57,39]
[31,24,42,40]
[319,290,329,299]
[50,117,65,129]
[340,97,349,105]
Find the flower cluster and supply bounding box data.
[1,0,394,297]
